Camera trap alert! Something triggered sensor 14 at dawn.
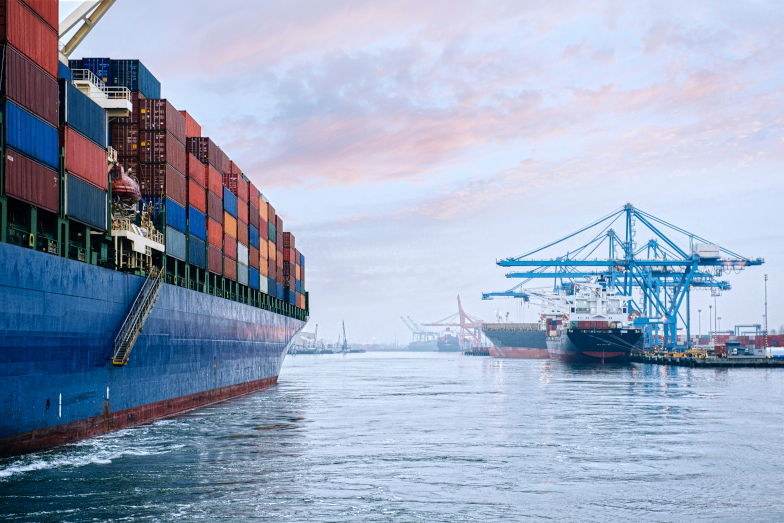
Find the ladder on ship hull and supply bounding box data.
[112,268,165,366]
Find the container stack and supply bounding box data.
[1,0,61,222]
[282,233,306,308]
[247,182,260,291]
[183,119,206,272]
[222,185,237,282]
[258,194,269,294]
[223,163,249,286]
[136,99,188,262]
[266,201,277,296]
[275,214,284,300]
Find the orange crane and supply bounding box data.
[425,295,485,350]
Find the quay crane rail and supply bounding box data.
[483,204,763,349]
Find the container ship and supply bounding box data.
[545,282,641,363]
[437,332,461,352]
[0,1,308,457]
[482,323,549,358]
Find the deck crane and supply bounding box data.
[340,320,349,353]
[425,295,485,350]
[483,204,764,350]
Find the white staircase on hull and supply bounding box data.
[71,68,132,117]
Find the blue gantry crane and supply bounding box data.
[482,204,764,349]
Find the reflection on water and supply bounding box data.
[2,352,784,522]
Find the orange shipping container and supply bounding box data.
[207,218,222,247]
[249,246,259,269]
[259,260,268,278]
[223,211,237,238]
[259,238,268,259]
[258,196,268,220]
[179,110,201,138]
[268,241,276,260]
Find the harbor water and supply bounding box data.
[2,352,784,522]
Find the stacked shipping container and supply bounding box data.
[4,7,306,310]
[1,1,61,216]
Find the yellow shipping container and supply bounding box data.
[224,212,237,239]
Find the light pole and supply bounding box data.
[709,305,713,335]
[718,317,721,333]
[698,309,702,337]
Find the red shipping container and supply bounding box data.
[276,251,283,270]
[283,231,295,249]
[283,261,295,276]
[283,247,296,262]
[4,148,58,213]
[224,233,237,259]
[110,123,138,155]
[248,180,258,201]
[138,164,187,206]
[1,45,58,125]
[19,0,57,30]
[139,99,186,145]
[138,131,186,174]
[118,156,138,178]
[224,255,236,281]
[62,127,107,190]
[222,172,250,201]
[268,259,276,280]
[249,246,259,270]
[186,153,205,186]
[207,218,222,248]
[208,244,222,275]
[186,137,229,174]
[276,231,283,247]
[114,92,144,125]
[229,160,241,175]
[259,218,268,241]
[237,219,248,246]
[188,178,206,213]
[206,164,222,196]
[179,110,201,138]
[276,215,282,232]
[237,197,248,224]
[248,203,259,229]
[267,203,275,224]
[0,0,58,78]
[207,190,223,224]
[275,268,283,285]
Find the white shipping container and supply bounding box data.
[259,274,269,294]
[237,262,249,286]
[237,243,249,265]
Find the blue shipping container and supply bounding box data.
[58,62,73,82]
[277,283,284,300]
[1,101,58,170]
[59,79,108,148]
[166,226,186,261]
[165,198,187,233]
[300,253,305,267]
[80,58,111,83]
[268,222,276,243]
[249,225,259,249]
[66,174,107,230]
[223,187,237,218]
[189,235,206,268]
[188,206,207,241]
[110,60,161,99]
[268,277,276,295]
[249,267,260,290]
[296,279,301,293]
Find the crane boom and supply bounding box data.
[59,0,118,58]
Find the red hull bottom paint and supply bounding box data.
[0,376,278,458]
[489,347,550,359]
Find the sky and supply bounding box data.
[62,0,784,343]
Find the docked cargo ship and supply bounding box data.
[545,283,641,363]
[437,333,461,352]
[0,1,308,457]
[482,323,550,359]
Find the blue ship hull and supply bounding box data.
[0,241,304,456]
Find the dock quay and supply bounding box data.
[630,354,784,368]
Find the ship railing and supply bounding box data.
[71,69,131,102]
